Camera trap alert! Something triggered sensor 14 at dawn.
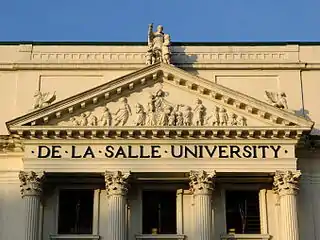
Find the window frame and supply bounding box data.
[221,183,269,235]
[138,183,187,235]
[54,185,101,236]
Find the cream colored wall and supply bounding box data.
[0,43,320,240]
[0,44,319,134]
[0,153,24,239]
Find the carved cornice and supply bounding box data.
[189,170,216,195]
[19,171,44,197]
[7,126,308,140]
[1,62,317,71]
[273,170,301,196]
[104,170,130,196]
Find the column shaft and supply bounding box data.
[19,171,44,240]
[194,194,212,240]
[24,196,41,240]
[105,171,130,240]
[273,170,301,240]
[189,170,216,240]
[108,195,127,240]
[280,194,299,240]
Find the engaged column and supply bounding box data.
[273,170,301,240]
[105,170,130,240]
[19,171,44,240]
[189,170,216,240]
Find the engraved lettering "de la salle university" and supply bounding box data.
[36,145,282,159]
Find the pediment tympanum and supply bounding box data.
[6,63,313,140]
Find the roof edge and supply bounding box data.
[1,41,320,46]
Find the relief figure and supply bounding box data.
[88,114,98,126]
[79,113,89,126]
[183,106,193,126]
[206,107,220,126]
[100,106,112,126]
[135,103,146,126]
[193,98,206,126]
[146,104,156,126]
[114,97,132,126]
[230,113,238,126]
[219,108,228,126]
[237,116,247,126]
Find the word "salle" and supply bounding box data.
[35,144,283,159]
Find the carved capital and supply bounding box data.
[19,171,44,197]
[273,170,301,196]
[189,170,216,195]
[105,171,130,196]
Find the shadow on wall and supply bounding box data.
[295,108,320,134]
[171,46,199,75]
[294,108,312,121]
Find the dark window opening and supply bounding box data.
[225,190,261,234]
[58,189,94,234]
[142,190,177,234]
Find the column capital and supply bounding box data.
[19,171,44,197]
[189,170,216,195]
[104,170,130,196]
[273,170,301,196]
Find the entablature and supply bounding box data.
[9,126,307,141]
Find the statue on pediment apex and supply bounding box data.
[147,23,171,65]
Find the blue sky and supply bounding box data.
[1,0,319,42]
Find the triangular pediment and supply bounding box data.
[6,63,313,140]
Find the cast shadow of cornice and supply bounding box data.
[171,45,199,75]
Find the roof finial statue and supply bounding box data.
[146,23,171,65]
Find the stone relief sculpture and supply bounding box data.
[264,91,288,109]
[100,106,112,126]
[237,116,247,126]
[206,107,220,126]
[65,84,249,127]
[146,23,171,65]
[193,98,206,126]
[78,113,89,126]
[145,104,156,126]
[33,90,56,109]
[113,97,132,126]
[230,113,238,126]
[219,108,228,126]
[70,117,79,126]
[135,103,146,126]
[88,114,98,126]
[183,106,193,126]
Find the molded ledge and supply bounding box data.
[50,235,100,240]
[135,234,185,239]
[220,234,271,240]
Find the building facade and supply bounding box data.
[1,27,320,240]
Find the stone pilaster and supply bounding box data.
[19,171,44,240]
[273,170,301,240]
[189,170,216,240]
[105,171,130,240]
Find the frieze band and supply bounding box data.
[32,144,284,159]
